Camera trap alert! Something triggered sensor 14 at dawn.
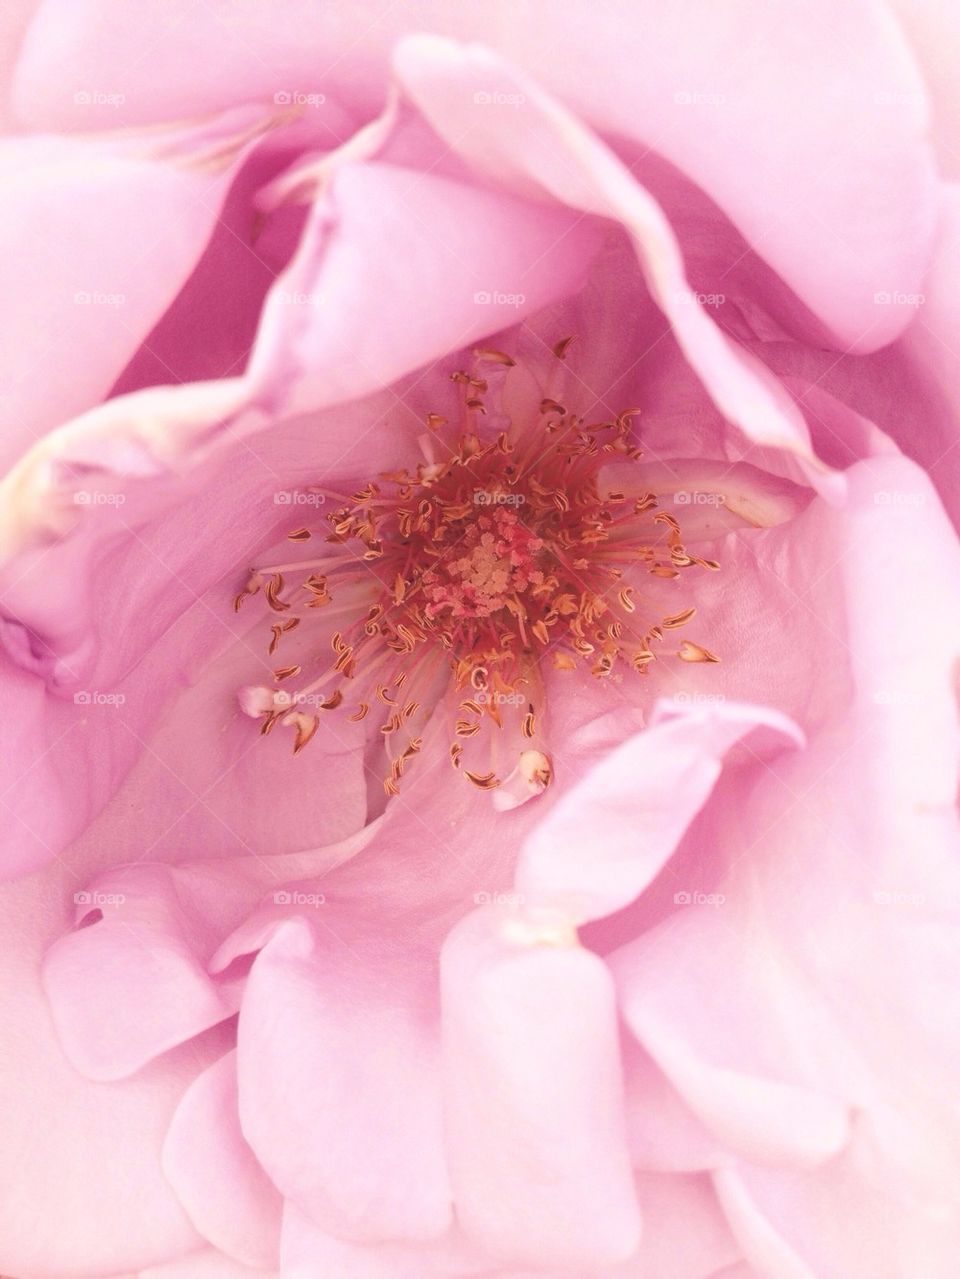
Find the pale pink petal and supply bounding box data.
[392,37,843,500]
[236,919,451,1242]
[162,1050,282,1270]
[246,160,602,421]
[516,700,801,927]
[0,107,282,463]
[601,1172,743,1279]
[280,1203,490,1278]
[140,1249,277,1279]
[42,864,239,1081]
[0,864,219,1278]
[440,906,640,1268]
[14,3,937,353]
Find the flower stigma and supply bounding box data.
[235,339,720,808]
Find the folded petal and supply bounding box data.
[0,107,281,460]
[0,864,215,1278]
[440,906,640,1268]
[42,864,239,1081]
[516,700,801,927]
[15,3,938,351]
[237,919,451,1242]
[162,1050,282,1270]
[393,36,843,500]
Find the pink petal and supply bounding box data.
[246,160,602,421]
[280,1203,490,1278]
[42,864,238,1081]
[392,37,843,500]
[0,108,280,463]
[236,919,452,1242]
[140,1249,276,1279]
[15,4,937,351]
[440,906,640,1268]
[600,1172,742,1279]
[162,1050,282,1269]
[516,700,802,927]
[0,864,215,1277]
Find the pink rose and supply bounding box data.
[1,3,959,1277]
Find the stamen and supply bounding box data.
[234,340,721,804]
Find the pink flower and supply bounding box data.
[1,4,959,1277]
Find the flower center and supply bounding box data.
[235,340,720,807]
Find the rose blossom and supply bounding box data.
[1,2,959,1277]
